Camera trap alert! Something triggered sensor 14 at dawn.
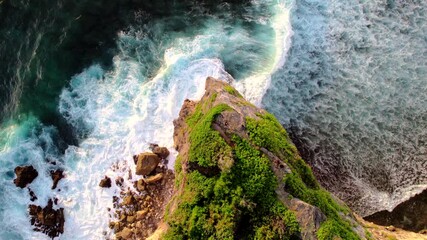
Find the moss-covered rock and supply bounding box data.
[165,77,368,240]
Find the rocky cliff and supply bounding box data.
[162,77,368,240]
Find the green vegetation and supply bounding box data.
[246,113,359,240]
[166,86,361,240]
[224,85,243,98]
[188,103,232,167]
[165,100,300,239]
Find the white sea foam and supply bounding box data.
[0,1,295,238]
[234,0,293,106]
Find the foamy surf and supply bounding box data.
[0,0,294,238]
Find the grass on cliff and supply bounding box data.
[245,113,360,240]
[165,101,300,239]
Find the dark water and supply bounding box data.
[0,0,284,238]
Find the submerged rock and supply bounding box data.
[135,153,160,176]
[99,176,112,188]
[13,165,38,188]
[28,188,38,202]
[28,199,65,238]
[50,169,64,190]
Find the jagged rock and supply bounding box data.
[117,227,133,239]
[144,173,163,184]
[99,176,112,188]
[50,169,64,189]
[135,153,160,176]
[28,199,65,238]
[14,165,38,188]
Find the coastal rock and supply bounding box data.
[28,188,38,201]
[13,165,38,188]
[136,179,146,191]
[122,195,135,206]
[50,169,64,189]
[289,198,326,240]
[99,176,112,188]
[166,77,368,239]
[144,173,163,184]
[115,176,124,187]
[135,153,160,176]
[117,227,133,239]
[365,189,427,232]
[28,199,65,238]
[150,144,170,159]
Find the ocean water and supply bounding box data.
[0,0,292,239]
[0,0,426,239]
[263,0,427,216]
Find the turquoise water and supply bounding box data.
[0,0,291,238]
[0,0,426,238]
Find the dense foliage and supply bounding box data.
[165,85,361,240]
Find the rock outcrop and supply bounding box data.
[13,165,38,188]
[163,77,369,240]
[99,176,112,188]
[50,169,64,190]
[28,199,65,239]
[365,189,427,232]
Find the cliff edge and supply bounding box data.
[163,77,368,240]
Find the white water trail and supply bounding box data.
[234,0,293,106]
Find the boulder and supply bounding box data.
[136,209,148,220]
[144,173,163,184]
[152,146,170,159]
[122,195,135,206]
[50,169,64,189]
[135,153,160,176]
[117,227,133,239]
[28,199,65,238]
[14,165,38,188]
[99,176,112,188]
